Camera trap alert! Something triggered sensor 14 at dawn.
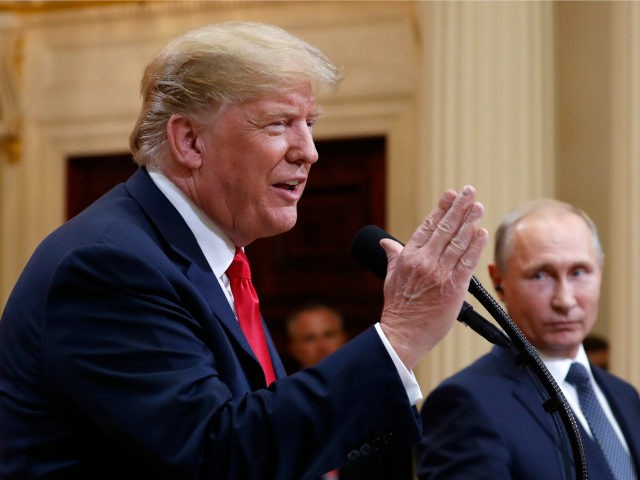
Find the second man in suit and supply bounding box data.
[415,199,640,479]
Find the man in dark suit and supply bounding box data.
[415,199,640,479]
[0,22,489,479]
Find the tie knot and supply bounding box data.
[226,248,251,280]
[566,362,591,389]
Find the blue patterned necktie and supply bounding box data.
[566,362,637,480]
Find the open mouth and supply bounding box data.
[276,180,300,192]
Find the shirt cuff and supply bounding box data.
[374,322,423,405]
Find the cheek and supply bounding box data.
[508,291,549,327]
[575,278,601,304]
[511,285,549,312]
[577,290,601,321]
[251,136,287,163]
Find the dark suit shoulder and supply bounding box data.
[593,365,640,394]
[432,349,518,394]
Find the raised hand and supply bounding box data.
[379,186,488,370]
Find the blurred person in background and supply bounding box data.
[286,303,348,370]
[584,334,610,370]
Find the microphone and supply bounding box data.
[351,225,511,348]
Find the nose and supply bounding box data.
[551,278,577,313]
[319,338,333,354]
[286,123,318,165]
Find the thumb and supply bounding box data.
[379,238,403,278]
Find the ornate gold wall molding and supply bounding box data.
[0,15,22,163]
[4,1,228,26]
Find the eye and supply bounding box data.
[265,121,287,134]
[570,267,588,277]
[532,271,548,280]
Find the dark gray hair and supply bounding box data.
[494,198,604,271]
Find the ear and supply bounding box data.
[166,114,203,170]
[488,263,506,301]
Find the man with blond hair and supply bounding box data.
[0,22,487,479]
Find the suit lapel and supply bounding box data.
[492,347,616,478]
[184,262,286,379]
[493,347,636,479]
[492,347,564,444]
[124,168,277,382]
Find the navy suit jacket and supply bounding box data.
[415,345,640,479]
[0,168,421,479]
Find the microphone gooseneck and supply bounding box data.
[350,224,588,480]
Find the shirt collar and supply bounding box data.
[539,344,593,385]
[148,170,236,279]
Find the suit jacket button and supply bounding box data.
[360,442,373,457]
[371,437,383,451]
[347,450,360,462]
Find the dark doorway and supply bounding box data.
[67,153,138,219]
[66,136,387,373]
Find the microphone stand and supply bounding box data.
[467,276,588,480]
[350,225,588,480]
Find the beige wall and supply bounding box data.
[1,0,639,391]
[555,2,613,339]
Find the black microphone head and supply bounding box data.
[350,225,402,280]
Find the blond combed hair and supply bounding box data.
[129,22,341,169]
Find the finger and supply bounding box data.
[405,188,457,250]
[453,227,489,285]
[439,200,485,272]
[422,185,477,257]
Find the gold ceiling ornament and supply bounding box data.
[0,1,137,14]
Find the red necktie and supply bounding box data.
[226,248,276,385]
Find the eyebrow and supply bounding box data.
[263,106,323,119]
[524,259,594,274]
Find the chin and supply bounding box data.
[273,210,298,233]
[255,215,298,241]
